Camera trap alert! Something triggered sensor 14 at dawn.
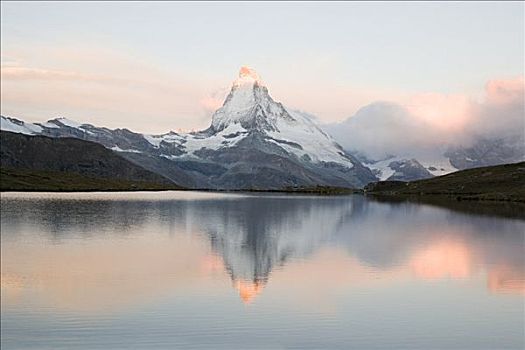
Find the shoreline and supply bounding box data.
[1,188,524,203]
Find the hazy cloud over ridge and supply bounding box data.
[324,77,525,159]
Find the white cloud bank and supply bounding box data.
[324,77,524,160]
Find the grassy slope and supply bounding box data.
[1,168,181,192]
[365,162,525,202]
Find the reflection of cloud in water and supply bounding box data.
[1,233,212,312]
[409,239,473,280]
[332,200,524,294]
[487,266,525,295]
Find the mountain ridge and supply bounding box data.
[3,67,522,187]
[0,67,377,189]
[0,131,183,191]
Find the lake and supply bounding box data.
[1,191,524,349]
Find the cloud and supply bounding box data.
[471,77,525,138]
[199,86,230,113]
[2,67,101,81]
[404,93,472,132]
[1,42,523,142]
[324,76,525,159]
[325,102,437,159]
[485,77,524,105]
[0,47,215,133]
[199,96,223,112]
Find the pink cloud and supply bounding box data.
[325,75,524,157]
[485,76,525,105]
[2,42,523,139]
[199,96,224,113]
[409,239,473,280]
[2,67,99,81]
[404,93,472,132]
[0,47,214,133]
[397,76,524,141]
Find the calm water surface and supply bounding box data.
[1,191,524,349]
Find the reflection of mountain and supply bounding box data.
[191,196,355,303]
[1,193,357,303]
[198,196,524,300]
[1,192,523,308]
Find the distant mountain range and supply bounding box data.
[1,67,523,190]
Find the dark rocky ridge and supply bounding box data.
[1,131,182,190]
[386,159,434,181]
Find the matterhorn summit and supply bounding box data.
[236,66,262,85]
[207,67,357,169]
[178,66,376,188]
[210,66,294,133]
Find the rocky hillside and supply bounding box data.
[1,131,182,191]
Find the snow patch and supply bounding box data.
[267,110,354,167]
[365,154,457,180]
[182,123,247,156]
[39,122,60,129]
[1,116,43,135]
[51,118,94,134]
[423,156,457,176]
[110,146,142,153]
[144,132,186,147]
[55,117,85,128]
[365,158,397,181]
[143,134,163,147]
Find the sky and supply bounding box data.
[1,1,524,134]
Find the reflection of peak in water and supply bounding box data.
[201,197,356,299]
[200,195,525,300]
[234,279,266,304]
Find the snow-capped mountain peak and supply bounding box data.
[201,67,364,173]
[51,117,85,128]
[211,67,294,133]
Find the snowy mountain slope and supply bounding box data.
[445,134,525,170]
[362,154,456,181]
[365,158,434,181]
[1,67,377,189]
[148,67,356,169]
[1,116,43,135]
